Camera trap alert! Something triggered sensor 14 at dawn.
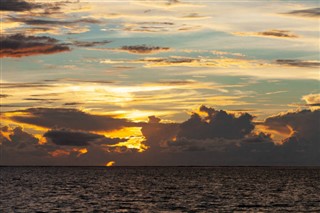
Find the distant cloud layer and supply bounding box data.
[0,0,40,11]
[285,8,320,18]
[119,45,170,54]
[0,34,70,58]
[275,60,320,68]
[233,30,299,39]
[7,108,134,131]
[44,129,105,146]
[2,106,319,165]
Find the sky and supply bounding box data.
[0,0,319,166]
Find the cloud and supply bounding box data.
[141,116,179,149]
[0,94,10,98]
[1,106,319,166]
[118,45,170,54]
[121,21,200,33]
[302,94,320,106]
[0,82,54,89]
[24,98,60,102]
[136,57,259,68]
[176,105,254,140]
[0,0,41,12]
[44,129,121,146]
[263,109,320,163]
[63,102,82,106]
[264,109,320,142]
[10,17,101,26]
[0,34,70,58]
[8,17,101,35]
[6,108,135,132]
[275,59,320,68]
[1,126,39,146]
[181,13,208,19]
[72,40,111,47]
[285,8,320,18]
[233,30,299,39]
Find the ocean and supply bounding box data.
[1,167,319,212]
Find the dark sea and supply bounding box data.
[1,167,320,212]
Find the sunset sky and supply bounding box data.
[0,0,319,166]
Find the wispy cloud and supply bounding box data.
[284,8,320,18]
[275,59,320,68]
[233,30,299,39]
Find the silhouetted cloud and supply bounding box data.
[2,106,319,166]
[141,116,179,149]
[285,8,320,18]
[0,34,70,58]
[72,40,111,47]
[63,102,82,106]
[10,17,101,26]
[264,109,320,143]
[119,45,170,54]
[276,59,320,68]
[24,98,60,102]
[1,126,39,146]
[0,82,54,89]
[44,129,116,146]
[177,105,254,140]
[0,0,41,11]
[7,108,135,131]
[0,94,10,98]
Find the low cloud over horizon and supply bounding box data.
[1,105,319,166]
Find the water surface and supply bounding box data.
[1,167,319,212]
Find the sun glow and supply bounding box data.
[106,161,115,167]
[108,136,148,152]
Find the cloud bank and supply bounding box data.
[2,106,319,166]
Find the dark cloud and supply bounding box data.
[2,106,319,166]
[148,115,161,124]
[119,45,170,54]
[3,126,39,146]
[264,109,320,143]
[234,30,299,39]
[306,103,320,107]
[177,105,254,140]
[72,40,111,47]
[0,82,54,89]
[141,116,179,149]
[7,108,135,131]
[0,34,70,58]
[257,30,298,38]
[10,17,100,26]
[0,94,10,98]
[44,129,104,146]
[139,57,196,64]
[285,8,320,18]
[139,22,174,25]
[156,80,196,86]
[63,102,82,106]
[264,109,320,164]
[24,98,60,102]
[276,59,320,68]
[0,0,41,12]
